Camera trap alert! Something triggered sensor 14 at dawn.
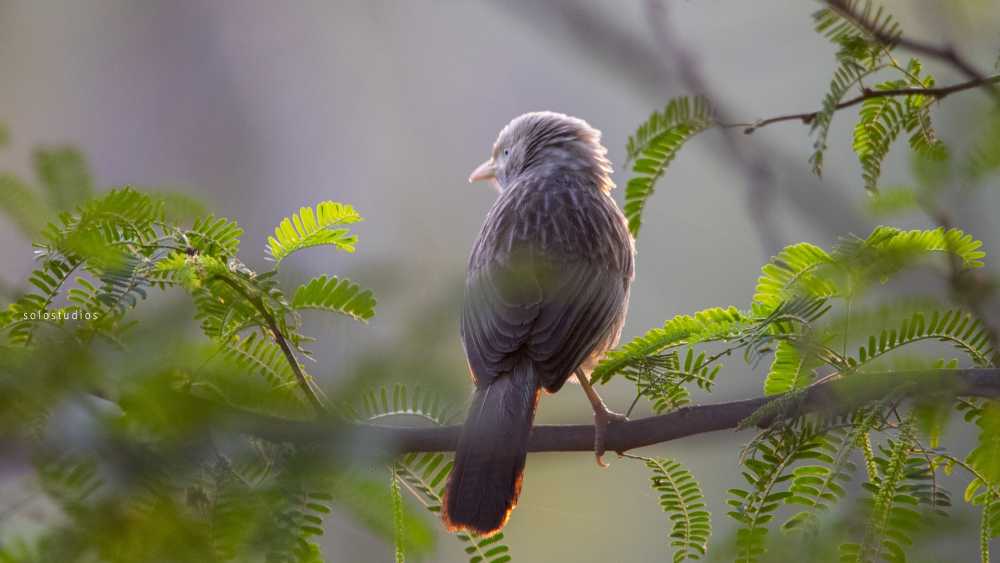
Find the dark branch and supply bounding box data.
[825,0,1000,102]
[238,368,1000,456]
[734,75,1000,134]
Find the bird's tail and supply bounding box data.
[442,358,540,536]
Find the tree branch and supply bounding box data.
[734,74,1000,134]
[239,368,1000,456]
[825,0,1000,102]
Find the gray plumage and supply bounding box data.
[443,112,634,535]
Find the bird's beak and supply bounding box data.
[468,158,496,183]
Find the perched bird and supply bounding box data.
[443,112,635,536]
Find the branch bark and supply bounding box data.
[243,368,1000,455]
[825,0,1000,102]
[735,75,1000,134]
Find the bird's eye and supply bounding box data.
[502,148,510,157]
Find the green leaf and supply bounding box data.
[153,190,209,223]
[214,332,311,415]
[851,309,995,369]
[852,84,907,194]
[850,421,947,563]
[0,173,51,238]
[593,306,748,384]
[2,256,82,346]
[968,402,1000,489]
[858,226,986,271]
[394,452,513,563]
[752,243,837,314]
[347,387,508,563]
[813,1,900,53]
[263,487,332,563]
[266,201,361,263]
[325,469,436,560]
[32,146,93,211]
[291,275,376,322]
[391,464,406,563]
[969,109,1000,180]
[763,340,822,396]
[729,424,825,563]
[851,60,944,194]
[642,456,711,562]
[40,187,166,255]
[865,186,919,218]
[189,215,244,257]
[341,383,459,426]
[810,59,870,176]
[782,426,858,535]
[624,96,713,237]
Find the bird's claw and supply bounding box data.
[593,409,628,468]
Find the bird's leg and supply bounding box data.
[575,369,628,468]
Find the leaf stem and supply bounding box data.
[209,274,327,416]
[731,74,1000,134]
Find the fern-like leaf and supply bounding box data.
[967,402,1000,499]
[811,59,870,176]
[215,332,310,414]
[340,383,459,426]
[625,348,721,413]
[643,456,711,561]
[351,385,510,563]
[851,309,996,369]
[32,146,93,211]
[264,488,333,563]
[813,0,901,51]
[763,340,822,396]
[728,424,827,563]
[396,452,512,563]
[852,83,908,193]
[593,306,748,384]
[782,426,857,534]
[3,256,82,345]
[841,422,946,563]
[189,215,243,257]
[969,110,1000,179]
[858,226,985,270]
[291,275,376,322]
[266,201,361,263]
[901,61,947,161]
[624,96,713,237]
[0,173,51,237]
[36,454,104,514]
[391,463,406,563]
[753,243,838,314]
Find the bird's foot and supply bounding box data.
[593,408,628,468]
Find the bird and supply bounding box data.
[442,112,635,536]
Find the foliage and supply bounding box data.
[0,141,394,561]
[1,1,1000,561]
[266,201,362,264]
[808,2,950,189]
[623,96,713,237]
[638,456,711,562]
[346,384,512,563]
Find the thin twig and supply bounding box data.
[730,75,1000,134]
[209,275,327,416]
[825,0,1000,102]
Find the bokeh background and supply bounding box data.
[2,1,999,561]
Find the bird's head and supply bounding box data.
[468,111,614,193]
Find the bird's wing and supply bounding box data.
[461,183,632,391]
[528,262,628,391]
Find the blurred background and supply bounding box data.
[1,1,999,561]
